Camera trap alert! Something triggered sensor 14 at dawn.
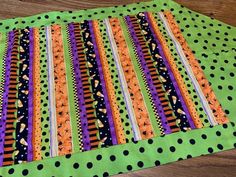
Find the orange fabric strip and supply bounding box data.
[93,21,126,144]
[109,18,154,139]
[32,28,42,160]
[163,11,229,124]
[51,25,72,155]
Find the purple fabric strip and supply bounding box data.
[88,20,118,145]
[0,31,14,166]
[68,23,91,151]
[144,12,196,129]
[27,28,34,162]
[125,16,172,134]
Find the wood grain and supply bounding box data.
[0,0,235,25]
[0,0,235,177]
[116,150,236,177]
[175,0,236,26]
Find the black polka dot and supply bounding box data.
[169,146,176,152]
[22,169,29,176]
[96,154,102,160]
[148,139,153,144]
[65,154,71,159]
[189,139,196,145]
[73,163,79,169]
[217,144,223,150]
[157,147,163,153]
[139,147,145,153]
[201,134,207,139]
[216,131,221,136]
[87,162,93,169]
[8,168,14,174]
[155,160,161,166]
[177,138,183,144]
[137,161,144,168]
[110,155,116,161]
[222,124,228,129]
[123,150,129,156]
[187,155,192,159]
[233,131,236,137]
[37,164,43,170]
[127,165,132,171]
[55,161,60,167]
[208,147,214,153]
[103,172,109,177]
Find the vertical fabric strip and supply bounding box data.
[119,17,165,137]
[158,12,217,125]
[38,28,50,159]
[32,28,42,160]
[0,31,14,166]
[27,28,34,162]
[88,20,118,145]
[93,20,126,144]
[108,18,154,139]
[62,25,83,152]
[68,23,91,150]
[163,11,229,124]
[147,12,203,128]
[125,15,172,134]
[15,29,31,164]
[160,11,229,125]
[104,19,141,141]
[80,21,114,147]
[46,26,58,157]
[143,13,196,130]
[0,32,7,120]
[152,12,209,127]
[98,20,134,142]
[51,25,73,155]
[4,31,18,166]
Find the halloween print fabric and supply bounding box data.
[0,0,235,176]
[0,11,230,162]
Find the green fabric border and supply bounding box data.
[0,122,235,177]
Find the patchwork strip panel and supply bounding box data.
[0,11,231,168]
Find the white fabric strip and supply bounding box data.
[158,12,217,126]
[46,26,59,156]
[104,19,142,141]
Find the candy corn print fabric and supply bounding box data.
[0,0,235,176]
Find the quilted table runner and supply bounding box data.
[0,0,235,176]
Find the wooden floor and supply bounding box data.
[0,0,235,177]
[0,0,235,26]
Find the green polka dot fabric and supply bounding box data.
[0,0,235,176]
